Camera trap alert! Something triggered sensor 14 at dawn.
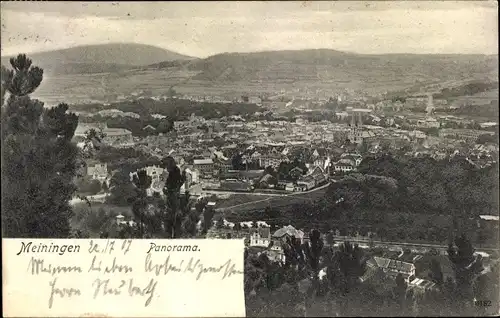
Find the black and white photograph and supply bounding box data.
[1,1,499,316]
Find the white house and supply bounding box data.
[144,165,164,182]
[87,163,109,183]
[250,228,271,247]
[129,165,165,183]
[409,278,438,291]
[285,183,295,192]
[370,256,416,284]
[184,168,200,186]
[115,214,125,225]
[341,153,363,165]
[115,214,136,227]
[333,158,356,172]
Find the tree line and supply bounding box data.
[245,229,498,316]
[226,153,499,246]
[433,81,498,100]
[71,97,264,122]
[79,114,174,136]
[353,154,498,218]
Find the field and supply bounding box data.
[33,68,201,105]
[34,71,417,106]
[217,186,329,214]
[31,66,468,107]
[215,194,275,209]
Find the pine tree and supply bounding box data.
[447,233,484,312]
[216,215,225,229]
[202,203,215,234]
[302,229,324,303]
[131,169,152,237]
[1,55,79,237]
[394,273,408,313]
[161,156,187,238]
[429,258,444,285]
[303,229,324,277]
[101,181,109,192]
[336,241,367,294]
[179,191,201,237]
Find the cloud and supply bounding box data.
[1,1,497,57]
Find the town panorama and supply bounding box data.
[1,1,498,317]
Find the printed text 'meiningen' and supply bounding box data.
[17,242,81,256]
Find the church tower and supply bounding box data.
[348,110,364,144]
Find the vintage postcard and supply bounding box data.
[1,1,499,317]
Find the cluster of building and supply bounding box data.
[74,89,498,204]
[210,221,441,294]
[439,128,495,143]
[78,102,497,199]
[361,255,440,293]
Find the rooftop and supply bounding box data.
[479,215,499,221]
[104,128,133,136]
[273,225,304,239]
[193,159,214,165]
[372,256,415,274]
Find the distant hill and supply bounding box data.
[4,47,498,105]
[1,43,194,75]
[187,49,498,84]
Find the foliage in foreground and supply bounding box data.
[1,55,79,237]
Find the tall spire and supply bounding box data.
[426,94,435,116]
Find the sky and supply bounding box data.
[1,1,498,57]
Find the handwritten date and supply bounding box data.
[88,239,132,255]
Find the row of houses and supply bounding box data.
[192,150,364,179]
[216,165,329,192]
[439,128,495,143]
[244,224,438,292]
[85,159,357,198]
[85,149,363,197]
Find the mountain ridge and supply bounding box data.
[1,43,195,75]
[2,46,497,101]
[185,49,498,82]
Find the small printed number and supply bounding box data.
[475,300,492,307]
